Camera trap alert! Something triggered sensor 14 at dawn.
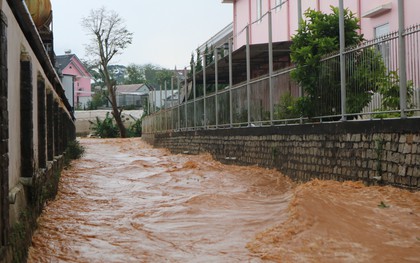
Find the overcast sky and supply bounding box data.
[52,0,232,69]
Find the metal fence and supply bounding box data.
[143,23,420,134]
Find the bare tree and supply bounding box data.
[82,7,133,138]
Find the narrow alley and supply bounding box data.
[28,138,420,262]
[27,138,293,262]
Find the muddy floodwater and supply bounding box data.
[28,138,420,262]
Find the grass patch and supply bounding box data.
[378,201,389,209]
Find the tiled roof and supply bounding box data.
[116,84,145,93]
[56,54,73,71]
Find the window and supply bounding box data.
[375,23,390,67]
[375,23,389,38]
[275,0,283,12]
[257,0,262,21]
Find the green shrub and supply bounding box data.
[127,117,142,137]
[66,140,85,160]
[374,70,414,118]
[90,112,119,138]
[273,92,300,120]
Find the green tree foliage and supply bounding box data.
[195,48,203,72]
[204,44,214,65]
[125,64,146,84]
[274,92,300,120]
[90,112,119,138]
[122,63,173,89]
[90,112,144,138]
[374,70,414,118]
[290,6,379,118]
[86,88,109,110]
[108,65,127,84]
[188,52,195,78]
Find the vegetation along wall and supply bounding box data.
[143,119,420,190]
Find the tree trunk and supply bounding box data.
[108,85,127,138]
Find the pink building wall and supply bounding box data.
[61,58,92,107]
[226,0,420,49]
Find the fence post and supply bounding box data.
[148,91,151,115]
[164,81,167,131]
[297,0,302,28]
[214,48,219,128]
[203,52,207,128]
[339,0,347,121]
[177,75,181,130]
[398,0,407,118]
[184,68,188,129]
[229,37,233,127]
[193,59,197,129]
[171,76,174,130]
[298,0,304,114]
[268,11,274,125]
[246,25,251,126]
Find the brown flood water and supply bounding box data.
[28,138,420,262]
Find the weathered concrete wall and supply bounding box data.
[1,1,76,262]
[75,110,144,136]
[143,119,420,189]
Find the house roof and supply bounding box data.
[56,53,92,78]
[116,83,152,94]
[56,55,72,71]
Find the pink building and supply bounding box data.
[223,0,420,50]
[56,52,92,109]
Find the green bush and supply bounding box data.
[273,92,300,120]
[290,5,391,120]
[127,117,142,137]
[66,140,85,160]
[90,112,119,138]
[374,70,414,118]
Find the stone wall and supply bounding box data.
[143,119,420,189]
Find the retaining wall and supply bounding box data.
[142,119,420,189]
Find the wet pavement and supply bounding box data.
[28,138,420,262]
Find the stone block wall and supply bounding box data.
[143,119,420,189]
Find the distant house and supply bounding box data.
[115,83,152,108]
[56,52,92,109]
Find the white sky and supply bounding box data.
[52,0,232,69]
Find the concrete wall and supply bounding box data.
[75,110,144,136]
[143,119,420,190]
[1,1,76,261]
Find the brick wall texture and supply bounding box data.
[143,119,420,189]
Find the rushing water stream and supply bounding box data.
[28,138,420,262]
